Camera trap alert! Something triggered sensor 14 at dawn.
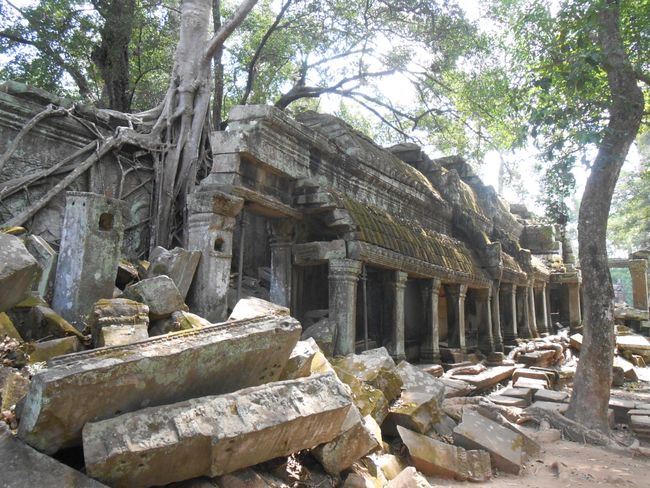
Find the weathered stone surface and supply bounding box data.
[527,401,569,414]
[124,275,187,319]
[52,192,126,329]
[32,305,86,340]
[438,377,475,398]
[427,412,457,437]
[384,389,444,436]
[281,338,320,380]
[301,317,335,356]
[150,310,211,336]
[146,246,201,299]
[487,395,529,408]
[116,260,139,289]
[27,336,83,363]
[25,234,57,301]
[83,373,353,487]
[0,312,22,341]
[387,467,431,488]
[0,233,40,313]
[343,460,387,488]
[368,453,406,481]
[19,315,301,453]
[1,371,29,410]
[313,406,381,474]
[333,348,403,403]
[630,415,650,438]
[453,408,527,474]
[533,389,569,403]
[395,360,446,397]
[609,398,636,424]
[418,363,444,377]
[397,425,491,481]
[499,387,534,402]
[90,298,149,347]
[229,296,290,321]
[0,424,107,488]
[450,365,516,392]
[333,366,389,424]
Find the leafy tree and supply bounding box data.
[488,0,648,432]
[0,0,179,111]
[609,132,650,252]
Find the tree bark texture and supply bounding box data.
[567,0,645,432]
[92,0,137,112]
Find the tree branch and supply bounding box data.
[203,0,259,62]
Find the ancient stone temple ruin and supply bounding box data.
[0,83,587,359]
[187,105,584,358]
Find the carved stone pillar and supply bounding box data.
[546,284,554,333]
[477,287,494,353]
[503,283,518,345]
[629,259,649,311]
[446,283,468,353]
[568,281,582,330]
[186,190,244,322]
[389,271,409,360]
[269,220,294,308]
[329,259,362,356]
[491,281,504,352]
[528,284,539,338]
[537,283,550,334]
[420,278,442,363]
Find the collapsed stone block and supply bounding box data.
[149,310,211,336]
[146,246,201,299]
[52,192,126,329]
[397,425,491,481]
[487,395,529,408]
[229,296,289,321]
[83,373,352,487]
[90,298,149,347]
[27,336,83,363]
[301,317,335,356]
[453,408,529,474]
[281,338,320,380]
[450,365,516,392]
[0,312,22,341]
[333,348,403,403]
[387,467,431,488]
[215,468,276,488]
[19,315,301,453]
[0,233,40,313]
[25,234,57,301]
[395,360,446,396]
[1,370,29,410]
[384,389,444,436]
[124,275,188,319]
[0,424,107,488]
[533,389,569,403]
[333,366,389,424]
[368,453,406,481]
[313,406,381,474]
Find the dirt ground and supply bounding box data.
[425,385,650,488]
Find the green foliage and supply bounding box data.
[485,0,649,223]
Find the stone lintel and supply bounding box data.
[293,240,347,265]
[83,373,353,487]
[186,189,244,217]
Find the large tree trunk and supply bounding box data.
[92,0,136,112]
[566,0,645,433]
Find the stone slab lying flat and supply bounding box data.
[487,395,529,408]
[527,401,569,414]
[19,315,301,453]
[450,365,516,392]
[499,387,533,402]
[83,373,352,487]
[533,389,570,403]
[0,424,107,488]
[453,408,526,474]
[630,415,650,437]
[398,425,491,481]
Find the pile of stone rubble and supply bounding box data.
[2,229,650,487]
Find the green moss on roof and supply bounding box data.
[337,195,477,275]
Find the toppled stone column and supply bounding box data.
[186,190,243,322]
[328,258,362,356]
[52,192,126,328]
[420,278,441,363]
[269,220,294,308]
[145,246,201,299]
[83,373,353,487]
[18,315,301,453]
[0,233,40,312]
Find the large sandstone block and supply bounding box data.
[124,275,188,319]
[333,348,403,403]
[395,360,446,397]
[0,233,40,313]
[0,424,107,488]
[83,373,353,487]
[18,315,301,453]
[384,389,444,436]
[398,426,491,482]
[90,298,149,347]
[146,246,201,299]
[313,407,381,474]
[453,408,527,474]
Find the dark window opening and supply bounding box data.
[99,213,114,230]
